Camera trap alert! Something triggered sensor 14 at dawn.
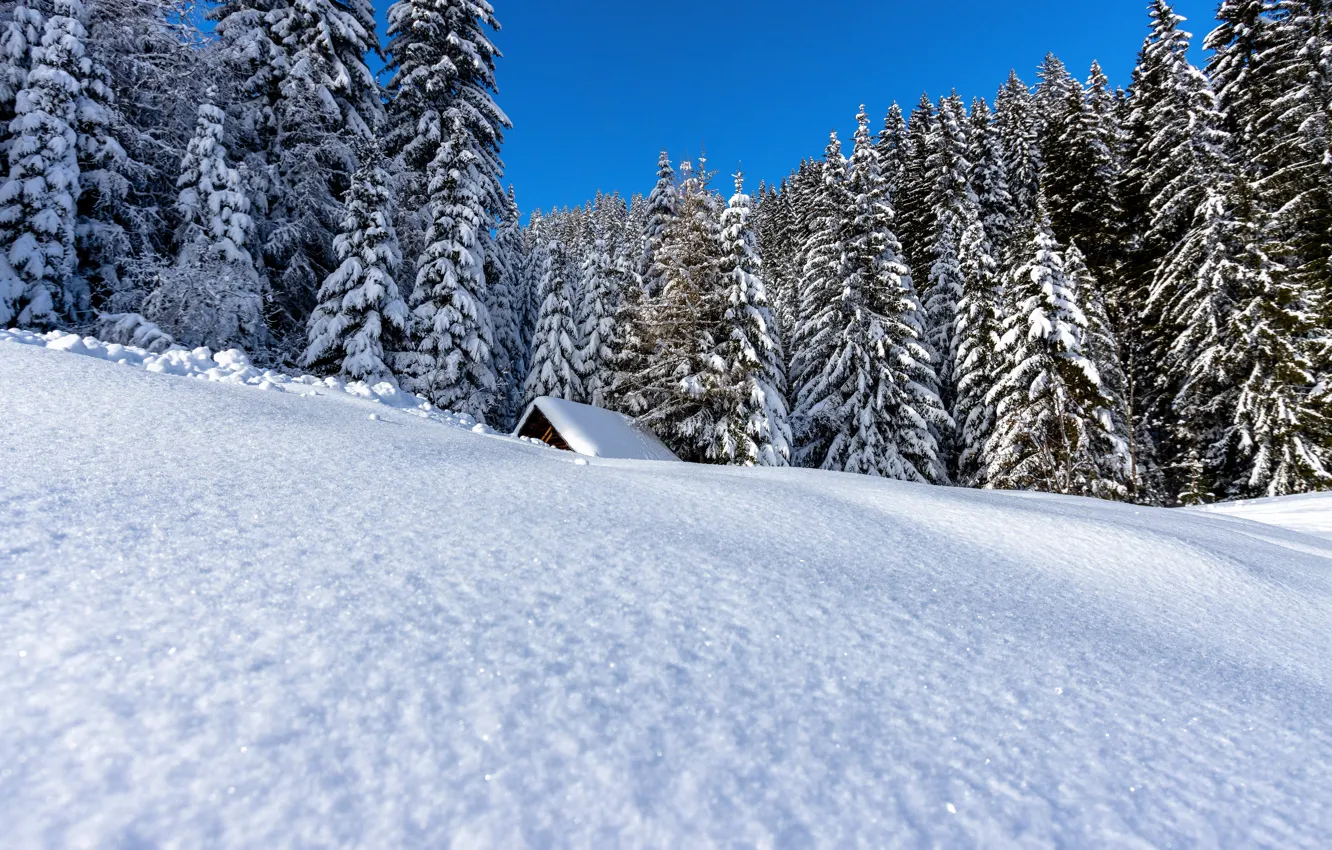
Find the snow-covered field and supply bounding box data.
[3,333,1331,848]
[1193,491,1332,541]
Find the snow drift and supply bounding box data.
[2,335,1331,848]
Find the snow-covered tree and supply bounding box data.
[577,225,619,407]
[486,187,528,428]
[142,95,267,351]
[922,94,973,418]
[968,97,1016,266]
[213,0,384,348]
[399,124,499,419]
[710,172,791,467]
[524,238,582,404]
[986,196,1127,497]
[639,149,678,295]
[995,70,1041,233]
[0,0,106,327]
[303,143,408,382]
[790,133,849,446]
[798,110,947,480]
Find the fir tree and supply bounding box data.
[639,149,678,295]
[897,93,936,287]
[523,238,582,404]
[798,110,947,480]
[0,0,88,327]
[987,196,1127,497]
[303,142,408,382]
[922,94,973,423]
[790,133,849,447]
[995,71,1041,233]
[967,97,1016,266]
[143,95,267,351]
[487,187,528,427]
[399,123,499,419]
[578,225,619,408]
[1045,63,1123,285]
[711,172,791,467]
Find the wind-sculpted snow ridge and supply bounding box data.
[0,328,495,435]
[2,340,1332,848]
[1192,492,1332,541]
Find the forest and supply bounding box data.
[0,0,1327,506]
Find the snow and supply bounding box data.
[0,328,492,433]
[1192,492,1332,541]
[3,335,1332,848]
[518,395,681,462]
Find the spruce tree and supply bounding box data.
[303,143,408,382]
[995,71,1041,233]
[385,0,507,419]
[399,124,499,419]
[213,0,383,347]
[1045,63,1123,286]
[877,102,908,201]
[487,187,528,428]
[790,133,849,452]
[711,172,792,467]
[986,196,1128,498]
[143,96,267,351]
[967,97,1016,266]
[798,110,947,480]
[897,93,936,287]
[640,150,678,295]
[0,0,87,327]
[922,94,973,423]
[577,225,619,408]
[523,238,582,404]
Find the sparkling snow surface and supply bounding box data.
[3,337,1332,848]
[1193,492,1332,541]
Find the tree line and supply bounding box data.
[0,0,1326,505]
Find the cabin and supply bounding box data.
[515,397,682,462]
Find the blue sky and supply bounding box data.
[409,0,1217,217]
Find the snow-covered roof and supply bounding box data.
[516,396,681,462]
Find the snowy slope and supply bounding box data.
[3,337,1332,848]
[1193,492,1332,541]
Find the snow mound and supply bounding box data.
[0,327,493,433]
[2,340,1332,848]
[1192,491,1332,540]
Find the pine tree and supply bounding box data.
[577,224,619,408]
[711,172,791,466]
[523,237,582,404]
[487,187,528,428]
[897,93,936,286]
[877,102,908,201]
[639,149,678,295]
[952,169,1005,486]
[798,109,947,480]
[1035,52,1078,147]
[1205,0,1278,156]
[1254,0,1332,334]
[142,95,267,351]
[1045,63,1123,285]
[987,196,1127,497]
[790,133,849,451]
[399,124,499,419]
[1066,241,1135,490]
[0,0,87,327]
[967,97,1016,266]
[303,142,408,382]
[995,71,1041,233]
[213,0,383,348]
[922,94,973,424]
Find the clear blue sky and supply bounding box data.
[389,0,1217,217]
